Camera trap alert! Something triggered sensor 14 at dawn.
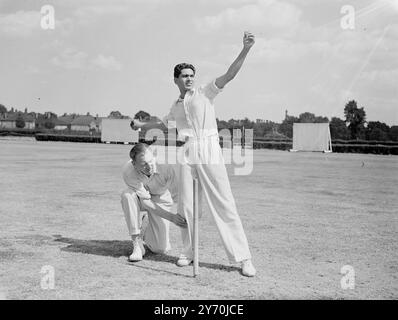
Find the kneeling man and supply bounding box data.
[121,143,187,261]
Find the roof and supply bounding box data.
[56,115,75,125]
[71,115,96,126]
[0,112,36,122]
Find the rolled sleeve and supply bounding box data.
[202,80,223,101]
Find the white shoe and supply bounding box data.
[176,254,193,267]
[129,240,143,262]
[138,238,146,257]
[241,259,256,277]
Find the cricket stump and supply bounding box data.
[193,178,199,277]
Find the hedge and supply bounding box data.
[332,144,398,155]
[332,139,398,146]
[35,133,101,143]
[0,132,388,155]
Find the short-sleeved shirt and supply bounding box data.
[122,160,178,203]
[163,80,223,139]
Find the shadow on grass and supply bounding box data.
[53,235,241,275]
[54,235,133,257]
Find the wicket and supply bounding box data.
[193,178,199,277]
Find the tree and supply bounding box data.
[227,118,244,130]
[279,115,299,138]
[298,112,329,123]
[134,110,151,121]
[108,111,123,119]
[15,114,25,128]
[389,126,398,141]
[241,117,254,129]
[44,119,56,129]
[344,100,366,139]
[216,118,229,130]
[314,115,329,123]
[298,112,316,123]
[0,104,7,114]
[227,118,237,127]
[253,121,275,137]
[366,121,390,141]
[330,117,350,140]
[369,128,389,141]
[44,112,57,119]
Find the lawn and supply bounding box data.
[0,137,397,299]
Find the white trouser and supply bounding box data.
[120,189,174,253]
[178,136,252,263]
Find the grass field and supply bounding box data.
[0,137,397,299]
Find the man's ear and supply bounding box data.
[174,78,178,84]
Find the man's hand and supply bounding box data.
[171,213,188,228]
[130,120,139,130]
[243,31,255,49]
[131,118,148,130]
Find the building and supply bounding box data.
[0,113,15,129]
[54,115,75,131]
[71,115,98,132]
[34,111,58,129]
[24,114,36,129]
[0,112,36,129]
[94,116,107,132]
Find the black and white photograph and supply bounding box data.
[0,0,397,305]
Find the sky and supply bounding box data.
[0,0,397,125]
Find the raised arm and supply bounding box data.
[215,31,255,89]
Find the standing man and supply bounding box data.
[134,32,256,277]
[121,143,187,262]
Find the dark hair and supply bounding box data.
[174,63,196,78]
[130,143,150,161]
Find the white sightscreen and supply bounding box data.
[292,123,332,152]
[101,119,139,143]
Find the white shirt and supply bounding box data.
[122,160,178,202]
[163,80,223,139]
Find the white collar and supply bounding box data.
[176,88,195,103]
